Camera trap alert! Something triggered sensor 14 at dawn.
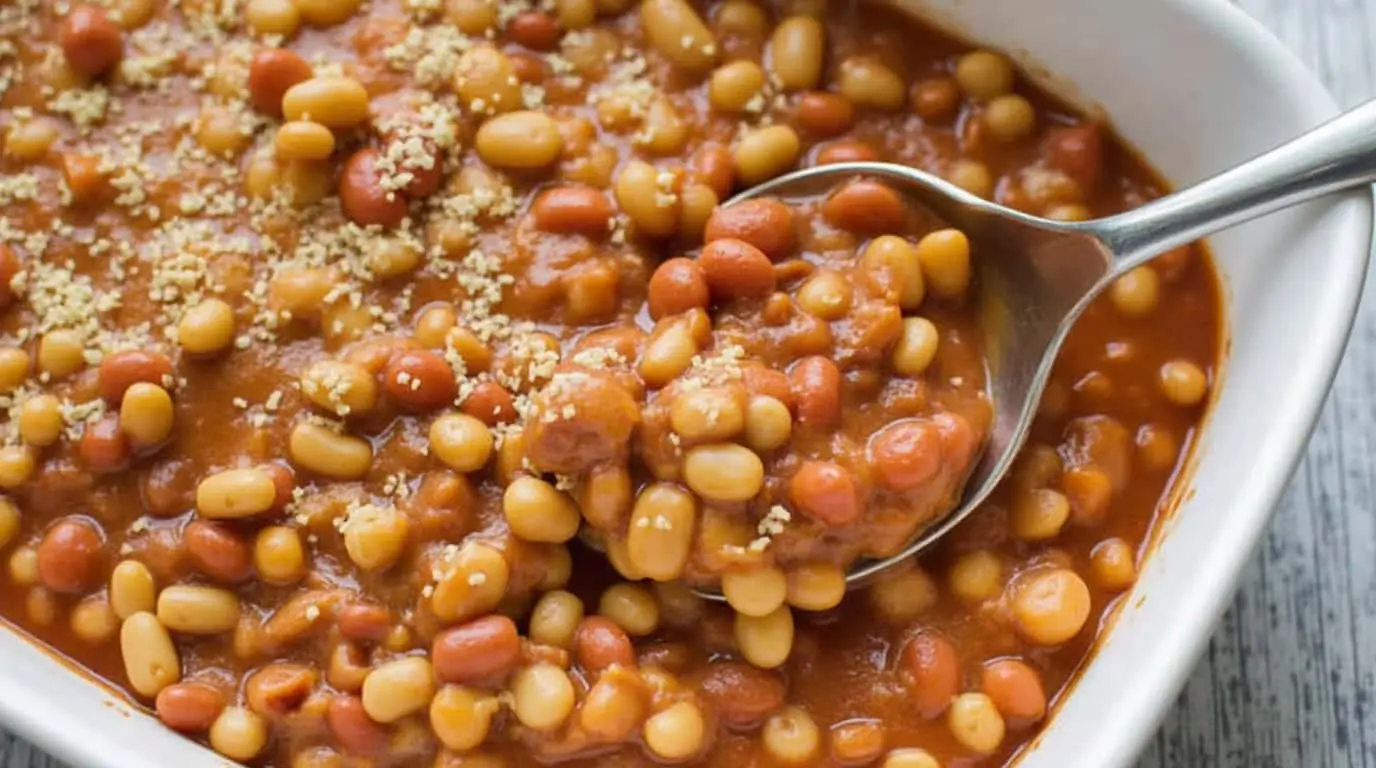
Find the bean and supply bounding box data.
[177,298,236,355]
[342,502,409,572]
[361,656,435,723]
[430,541,509,623]
[722,566,787,617]
[899,630,960,717]
[109,564,156,622]
[247,49,312,116]
[475,111,562,169]
[98,350,174,405]
[733,125,801,185]
[117,382,174,448]
[947,158,995,198]
[640,0,717,74]
[502,476,581,543]
[431,685,500,752]
[715,0,768,36]
[579,673,648,742]
[912,77,962,124]
[156,585,241,635]
[289,422,373,479]
[768,16,825,90]
[981,658,1046,721]
[529,590,585,648]
[461,381,516,426]
[614,159,680,238]
[699,237,776,302]
[244,0,301,37]
[454,45,524,113]
[294,0,361,26]
[599,582,660,636]
[0,346,28,391]
[884,749,941,768]
[709,60,767,112]
[573,615,634,671]
[429,413,493,472]
[245,663,317,717]
[326,694,387,756]
[37,518,104,594]
[787,461,859,525]
[337,603,391,643]
[275,121,336,161]
[789,356,841,427]
[683,443,765,502]
[530,186,614,237]
[891,317,940,375]
[1010,568,1091,646]
[208,707,267,761]
[507,12,561,51]
[644,701,706,761]
[196,467,277,519]
[555,0,596,27]
[300,359,379,417]
[763,706,820,764]
[120,612,181,697]
[815,139,879,165]
[955,50,1015,101]
[0,499,17,551]
[689,143,736,199]
[383,349,457,411]
[156,682,225,733]
[1045,122,1106,191]
[37,330,84,380]
[700,660,785,728]
[796,91,855,136]
[916,229,972,299]
[254,526,307,585]
[869,419,941,491]
[16,396,55,445]
[647,258,710,320]
[785,562,846,611]
[184,521,253,583]
[60,6,123,77]
[282,76,370,128]
[734,605,794,668]
[983,94,1036,142]
[0,445,33,488]
[796,270,853,320]
[946,692,1005,754]
[823,180,906,234]
[837,57,907,111]
[705,198,796,260]
[1159,359,1209,406]
[432,615,522,685]
[511,663,576,730]
[340,148,407,228]
[859,235,924,310]
[1090,537,1138,590]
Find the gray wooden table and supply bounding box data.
[3,1,1375,767]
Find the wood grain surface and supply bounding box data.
[4,1,1374,766]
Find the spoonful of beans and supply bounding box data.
[697,97,1376,597]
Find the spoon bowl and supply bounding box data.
[706,98,1376,592]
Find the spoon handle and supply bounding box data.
[1091,97,1376,269]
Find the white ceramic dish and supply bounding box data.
[0,0,1370,766]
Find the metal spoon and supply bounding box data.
[716,98,1376,592]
